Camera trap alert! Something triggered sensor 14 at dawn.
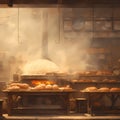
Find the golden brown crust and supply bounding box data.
[98,87,110,92]
[110,88,120,92]
[84,86,98,92]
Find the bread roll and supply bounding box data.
[7,86,20,91]
[98,87,109,92]
[9,82,20,87]
[9,83,30,89]
[17,83,30,89]
[72,80,78,82]
[59,85,72,91]
[45,84,52,90]
[110,88,120,92]
[78,80,85,82]
[109,80,116,82]
[34,84,45,90]
[52,84,59,90]
[84,86,97,92]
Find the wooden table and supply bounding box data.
[3,90,75,116]
[80,91,120,115]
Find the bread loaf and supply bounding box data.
[84,86,97,92]
[110,88,120,92]
[98,87,109,92]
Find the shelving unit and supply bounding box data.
[70,74,120,90]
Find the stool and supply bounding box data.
[76,98,87,113]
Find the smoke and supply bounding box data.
[0,7,96,78]
[47,10,93,72]
[48,31,93,72]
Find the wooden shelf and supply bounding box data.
[71,81,120,84]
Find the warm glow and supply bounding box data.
[31,80,55,86]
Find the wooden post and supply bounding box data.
[0,99,3,119]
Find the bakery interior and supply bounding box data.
[1,0,120,120]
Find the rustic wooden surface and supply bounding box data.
[3,114,120,120]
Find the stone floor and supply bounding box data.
[2,114,120,120]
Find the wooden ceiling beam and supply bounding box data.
[1,0,119,4]
[0,0,120,7]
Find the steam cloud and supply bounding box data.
[0,8,94,81]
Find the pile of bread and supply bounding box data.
[6,82,72,91]
[82,86,120,92]
[7,83,30,91]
